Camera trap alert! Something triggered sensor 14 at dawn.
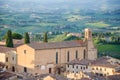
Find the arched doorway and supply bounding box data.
[12,66,15,72]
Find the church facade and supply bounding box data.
[16,28,97,75]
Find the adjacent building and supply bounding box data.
[66,56,120,80]
[91,56,120,76]
[0,46,17,72]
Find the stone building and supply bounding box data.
[91,56,120,76]
[16,28,97,75]
[65,56,120,80]
[0,46,17,72]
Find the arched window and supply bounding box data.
[56,52,58,64]
[75,50,78,59]
[84,49,86,59]
[67,51,70,62]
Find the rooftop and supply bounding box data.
[68,59,93,65]
[107,74,120,80]
[91,56,120,68]
[27,40,84,50]
[0,39,24,47]
[84,72,106,80]
[0,46,15,53]
[0,71,16,80]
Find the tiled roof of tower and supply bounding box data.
[0,46,15,53]
[27,40,84,50]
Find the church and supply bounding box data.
[16,28,97,75]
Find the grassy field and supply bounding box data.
[86,21,110,28]
[96,44,120,59]
[49,33,80,42]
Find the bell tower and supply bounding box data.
[84,28,97,60]
[85,28,92,40]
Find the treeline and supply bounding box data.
[93,32,120,44]
[1,30,48,48]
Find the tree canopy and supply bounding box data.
[43,32,48,42]
[24,32,30,44]
[12,32,23,39]
[6,30,14,47]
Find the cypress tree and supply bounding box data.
[44,32,48,42]
[6,30,14,47]
[24,32,30,44]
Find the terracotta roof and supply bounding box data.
[41,74,67,80]
[81,78,91,80]
[91,56,120,68]
[68,59,93,65]
[91,62,119,68]
[0,39,24,47]
[0,71,16,80]
[84,72,106,80]
[0,46,15,53]
[107,74,120,80]
[0,39,24,44]
[27,40,84,50]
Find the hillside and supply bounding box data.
[0,0,120,36]
[49,33,80,42]
[96,44,120,59]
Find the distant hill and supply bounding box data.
[49,33,80,42]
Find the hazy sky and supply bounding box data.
[0,0,120,12]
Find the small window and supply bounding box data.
[104,68,106,71]
[86,66,88,69]
[112,70,114,73]
[72,65,74,68]
[83,67,85,70]
[96,73,98,75]
[68,65,69,68]
[81,67,82,69]
[12,57,14,61]
[6,66,8,69]
[24,50,26,54]
[76,66,78,69]
[6,57,8,62]
[24,67,27,72]
[96,67,98,70]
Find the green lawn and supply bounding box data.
[49,33,80,42]
[86,21,110,28]
[96,44,120,59]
